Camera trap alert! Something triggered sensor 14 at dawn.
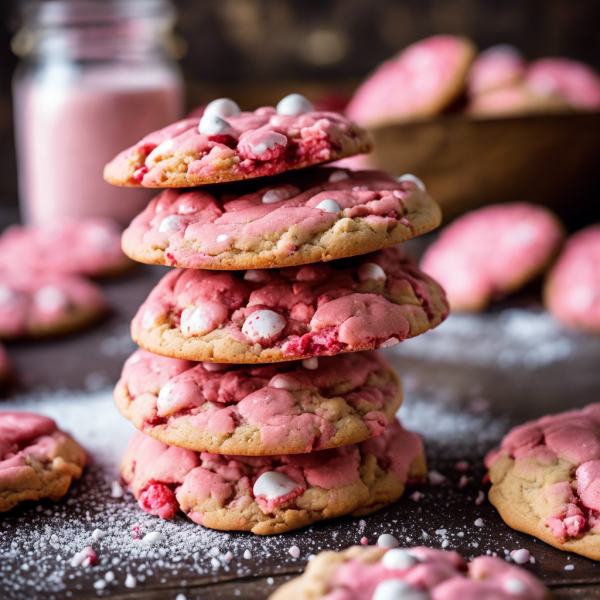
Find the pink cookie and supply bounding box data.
[0,412,86,512]
[421,203,565,311]
[0,218,132,278]
[115,348,403,455]
[526,58,600,110]
[486,403,600,560]
[269,546,551,600]
[0,269,109,339]
[467,44,527,96]
[545,225,600,333]
[121,167,441,271]
[103,95,373,188]
[120,418,426,534]
[467,83,569,117]
[131,246,449,363]
[0,342,12,387]
[346,35,477,127]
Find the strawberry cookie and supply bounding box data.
[120,418,425,534]
[0,269,109,339]
[131,246,448,363]
[0,412,86,512]
[346,35,477,127]
[269,546,552,600]
[0,218,132,278]
[115,349,402,455]
[544,225,600,333]
[421,203,564,311]
[486,403,600,560]
[467,45,527,96]
[104,95,373,188]
[526,58,600,110]
[122,167,440,271]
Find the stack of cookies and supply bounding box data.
[104,95,449,534]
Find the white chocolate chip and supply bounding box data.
[504,578,527,594]
[143,532,165,545]
[91,529,106,541]
[181,304,220,337]
[125,574,137,588]
[242,310,286,343]
[158,214,184,233]
[398,174,426,192]
[302,357,318,370]
[377,533,400,548]
[328,170,350,182]
[34,286,68,313]
[262,188,293,204]
[358,262,387,282]
[156,380,177,414]
[289,545,301,558]
[250,131,287,156]
[253,471,298,499]
[270,375,297,390]
[380,337,400,348]
[203,98,241,119]
[316,199,341,213]
[199,114,233,136]
[201,362,229,372]
[382,549,419,571]
[276,93,313,116]
[110,481,124,498]
[216,234,229,243]
[146,139,174,167]
[372,579,430,600]
[244,270,264,282]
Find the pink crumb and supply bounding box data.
[455,461,469,472]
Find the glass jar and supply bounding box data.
[12,0,184,225]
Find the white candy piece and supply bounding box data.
[34,286,68,313]
[504,578,527,594]
[276,93,313,116]
[244,270,264,282]
[181,304,219,336]
[242,310,286,343]
[199,114,233,136]
[146,139,174,167]
[158,214,184,233]
[253,471,299,499]
[204,98,241,119]
[143,531,165,545]
[302,357,319,370]
[380,337,400,348]
[251,131,287,156]
[262,188,292,204]
[398,174,426,192]
[91,529,106,541]
[378,533,400,548]
[316,199,342,214]
[382,549,419,571]
[358,262,387,282]
[372,579,430,600]
[328,170,350,182]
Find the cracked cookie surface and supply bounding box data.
[0,412,86,512]
[269,545,552,600]
[120,418,425,535]
[132,246,448,363]
[121,168,442,271]
[104,98,373,188]
[486,403,600,560]
[115,349,402,455]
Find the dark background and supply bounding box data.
[1,0,599,213]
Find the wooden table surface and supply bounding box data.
[1,236,600,599]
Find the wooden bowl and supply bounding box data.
[366,111,600,223]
